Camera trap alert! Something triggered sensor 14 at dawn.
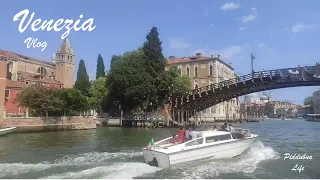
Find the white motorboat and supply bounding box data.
[0,127,16,136]
[306,114,320,122]
[142,128,258,168]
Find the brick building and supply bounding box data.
[0,38,75,117]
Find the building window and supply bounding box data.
[186,66,190,77]
[17,73,21,81]
[26,82,29,85]
[6,61,13,80]
[37,67,47,75]
[5,90,10,98]
[40,77,44,80]
[194,66,198,77]
[209,64,213,76]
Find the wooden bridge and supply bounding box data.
[167,63,320,123]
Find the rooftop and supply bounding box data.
[57,38,74,54]
[0,49,54,66]
[17,71,63,85]
[6,80,25,88]
[167,53,234,70]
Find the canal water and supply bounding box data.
[1,119,320,179]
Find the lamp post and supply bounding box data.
[251,54,255,78]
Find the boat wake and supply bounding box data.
[0,141,278,179]
[181,140,279,179]
[0,151,160,179]
[44,162,160,179]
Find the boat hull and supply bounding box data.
[143,137,256,168]
[0,127,16,136]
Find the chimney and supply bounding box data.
[229,63,232,67]
[218,54,220,59]
[169,56,175,59]
[196,53,202,57]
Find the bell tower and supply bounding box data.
[54,38,75,88]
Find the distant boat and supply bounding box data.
[281,116,291,120]
[306,114,320,122]
[0,127,16,136]
[246,119,259,122]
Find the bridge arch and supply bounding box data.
[168,64,320,120]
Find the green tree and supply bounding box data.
[107,48,156,111]
[75,59,90,96]
[166,67,191,97]
[89,77,108,114]
[304,96,313,106]
[142,27,167,107]
[96,54,105,79]
[15,84,64,116]
[143,27,165,75]
[110,55,121,69]
[59,88,89,115]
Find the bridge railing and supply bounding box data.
[184,65,314,96]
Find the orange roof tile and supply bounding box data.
[18,71,63,85]
[6,80,25,88]
[167,55,234,70]
[0,49,54,66]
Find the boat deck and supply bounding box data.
[145,129,255,154]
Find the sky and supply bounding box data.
[1,0,320,105]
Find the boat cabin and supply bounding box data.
[153,129,250,153]
[184,130,246,147]
[306,114,320,121]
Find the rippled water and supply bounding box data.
[0,119,320,179]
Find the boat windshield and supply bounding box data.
[197,132,203,138]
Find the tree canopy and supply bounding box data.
[110,55,121,69]
[75,59,90,96]
[96,54,105,79]
[107,48,157,111]
[88,77,108,114]
[105,27,191,113]
[15,84,89,116]
[304,96,313,106]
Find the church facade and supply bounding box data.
[0,38,75,117]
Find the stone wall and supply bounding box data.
[0,116,96,132]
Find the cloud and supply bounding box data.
[191,45,246,59]
[258,43,266,49]
[220,2,240,11]
[242,7,258,23]
[239,26,247,31]
[291,23,314,33]
[170,38,191,49]
[205,8,209,16]
[209,24,215,28]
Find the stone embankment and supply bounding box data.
[0,116,96,132]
